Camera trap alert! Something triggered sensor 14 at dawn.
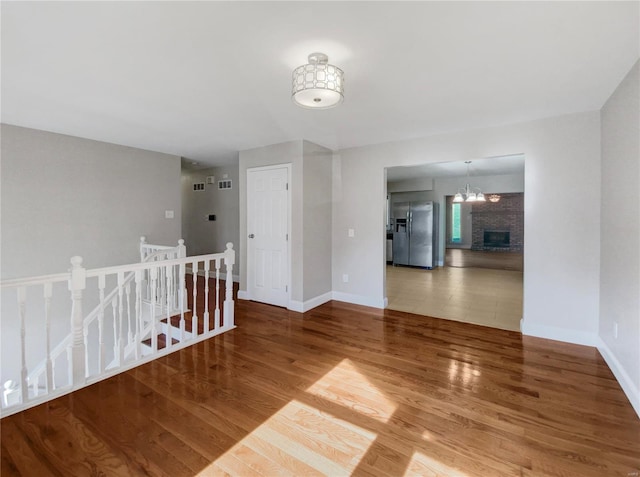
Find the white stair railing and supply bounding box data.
[0,242,235,417]
[24,238,186,393]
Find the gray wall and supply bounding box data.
[238,140,332,307]
[333,111,601,346]
[1,124,182,277]
[1,124,182,386]
[302,141,333,301]
[599,60,640,413]
[181,164,240,266]
[387,177,434,193]
[239,141,304,302]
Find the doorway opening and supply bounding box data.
[384,155,524,331]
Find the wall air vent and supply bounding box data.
[193,183,205,191]
[218,179,232,190]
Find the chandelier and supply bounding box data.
[453,161,485,203]
[292,52,344,109]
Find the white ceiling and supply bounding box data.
[2,2,638,167]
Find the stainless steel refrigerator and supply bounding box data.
[392,201,437,268]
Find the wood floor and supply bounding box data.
[387,265,523,331]
[2,299,639,476]
[446,249,524,272]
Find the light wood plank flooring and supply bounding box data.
[445,249,524,272]
[387,265,523,331]
[2,299,639,476]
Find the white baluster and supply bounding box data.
[111,296,118,363]
[168,262,176,311]
[192,262,198,338]
[17,286,27,404]
[165,265,172,348]
[83,321,89,377]
[134,270,142,360]
[204,260,210,333]
[179,262,186,342]
[98,274,106,374]
[43,283,53,392]
[68,256,86,387]
[125,281,132,346]
[214,258,221,331]
[117,272,125,365]
[150,267,158,353]
[223,243,235,328]
[176,241,186,314]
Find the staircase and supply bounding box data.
[0,239,236,417]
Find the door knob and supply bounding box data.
[248,234,255,239]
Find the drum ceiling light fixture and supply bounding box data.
[292,52,344,109]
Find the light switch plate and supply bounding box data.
[165,210,174,219]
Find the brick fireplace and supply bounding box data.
[471,193,524,252]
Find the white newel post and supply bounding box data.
[68,256,86,386]
[223,243,235,327]
[177,239,186,258]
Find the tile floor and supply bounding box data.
[386,265,523,331]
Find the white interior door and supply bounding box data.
[247,165,290,307]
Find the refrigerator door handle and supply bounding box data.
[408,211,412,236]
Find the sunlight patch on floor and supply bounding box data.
[306,358,398,423]
[200,398,378,476]
[404,451,470,477]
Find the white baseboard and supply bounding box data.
[521,321,598,347]
[331,291,386,309]
[597,338,640,418]
[238,289,384,310]
[521,321,639,418]
[288,292,333,313]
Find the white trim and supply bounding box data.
[521,321,598,347]
[597,338,640,418]
[331,291,386,309]
[237,290,249,300]
[288,291,333,313]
